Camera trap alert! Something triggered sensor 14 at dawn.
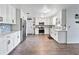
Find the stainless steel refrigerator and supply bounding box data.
[20,18,26,42]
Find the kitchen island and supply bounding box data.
[50,28,67,44]
[0,31,21,55]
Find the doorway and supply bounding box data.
[27,18,34,35]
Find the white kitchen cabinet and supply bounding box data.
[52,9,66,26]
[0,5,7,23]
[35,18,39,25]
[52,16,57,25]
[49,17,53,25]
[7,5,16,24]
[5,34,14,54]
[56,9,66,26]
[2,31,20,54]
[58,31,67,43]
[13,31,20,47]
[45,18,49,25]
[0,38,7,55]
[35,28,39,34]
[0,5,16,24]
[20,10,25,19]
[0,31,21,55]
[45,28,49,34]
[7,31,20,54]
[50,28,67,43]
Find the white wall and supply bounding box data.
[66,8,79,43]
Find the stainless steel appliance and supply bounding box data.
[39,22,44,34]
[39,27,44,34]
[20,18,26,42]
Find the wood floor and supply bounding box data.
[9,35,79,55]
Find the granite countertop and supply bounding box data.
[34,25,53,28]
[54,29,67,31]
[0,30,20,37]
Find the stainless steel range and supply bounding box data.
[39,22,44,34]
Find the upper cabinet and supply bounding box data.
[20,10,27,21]
[0,5,16,24]
[0,5,7,23]
[52,16,57,25]
[57,9,66,26]
[7,5,16,24]
[20,10,25,19]
[52,9,66,27]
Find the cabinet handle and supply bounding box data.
[8,40,10,45]
[12,20,14,23]
[0,17,3,22]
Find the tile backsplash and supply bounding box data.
[0,24,12,33]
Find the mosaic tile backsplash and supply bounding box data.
[0,24,11,33]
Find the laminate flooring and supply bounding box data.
[9,35,79,55]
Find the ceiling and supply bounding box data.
[11,4,79,17]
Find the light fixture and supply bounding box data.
[40,5,51,13]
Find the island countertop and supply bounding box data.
[0,30,20,38]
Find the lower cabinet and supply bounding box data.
[7,31,20,54]
[6,35,14,54]
[13,32,20,47]
[0,31,21,55]
[58,31,67,43]
[0,38,7,55]
[50,29,67,43]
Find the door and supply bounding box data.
[67,9,79,43]
[27,18,34,34]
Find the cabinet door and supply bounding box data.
[6,35,14,53]
[55,31,58,41]
[11,7,16,24]
[7,5,16,24]
[53,16,57,25]
[6,5,12,24]
[1,5,7,23]
[0,38,7,55]
[20,10,24,18]
[0,5,7,23]
[13,32,20,47]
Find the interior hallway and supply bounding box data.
[9,35,79,55]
